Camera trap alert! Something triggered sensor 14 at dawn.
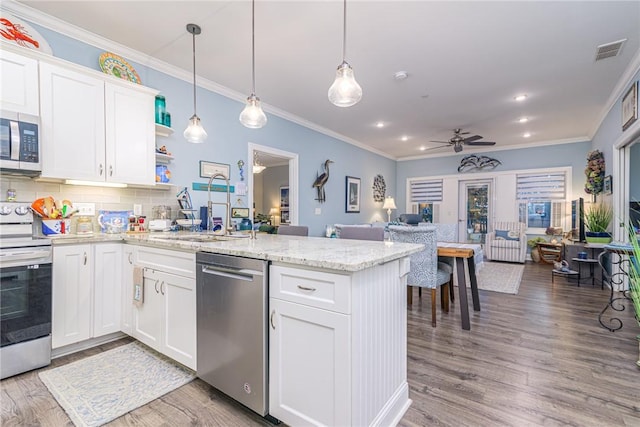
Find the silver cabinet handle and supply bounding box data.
[154,279,159,294]
[99,163,103,176]
[128,253,133,264]
[160,281,165,295]
[270,310,276,329]
[109,165,113,177]
[297,285,316,292]
[83,252,87,265]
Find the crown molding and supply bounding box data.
[396,137,589,162]
[2,0,396,161]
[587,47,640,139]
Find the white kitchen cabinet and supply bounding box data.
[132,246,196,369]
[39,62,105,182]
[269,260,411,427]
[132,269,163,349]
[93,243,122,337]
[269,298,350,426]
[105,82,155,185]
[39,61,156,185]
[0,49,39,115]
[52,244,92,348]
[121,245,135,335]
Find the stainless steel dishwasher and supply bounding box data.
[196,252,269,417]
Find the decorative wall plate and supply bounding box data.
[99,52,141,84]
[0,12,53,54]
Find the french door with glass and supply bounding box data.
[458,180,492,243]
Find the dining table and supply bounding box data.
[437,242,482,330]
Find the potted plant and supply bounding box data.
[584,202,613,243]
[527,236,547,263]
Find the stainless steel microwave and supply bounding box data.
[0,111,41,176]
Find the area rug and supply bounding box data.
[474,261,524,294]
[39,342,195,426]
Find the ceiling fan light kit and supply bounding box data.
[328,0,362,107]
[240,0,267,129]
[183,23,207,144]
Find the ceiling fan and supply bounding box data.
[427,128,496,153]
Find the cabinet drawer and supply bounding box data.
[135,245,196,278]
[270,264,350,314]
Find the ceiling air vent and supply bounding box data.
[595,39,626,61]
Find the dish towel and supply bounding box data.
[133,266,144,307]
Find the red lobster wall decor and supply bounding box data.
[0,17,39,49]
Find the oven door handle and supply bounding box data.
[0,250,51,263]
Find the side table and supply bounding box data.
[572,257,602,288]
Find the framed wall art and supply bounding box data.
[231,207,250,218]
[200,161,230,179]
[622,81,638,131]
[603,175,612,195]
[345,176,361,213]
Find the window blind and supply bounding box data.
[409,179,443,202]
[516,172,566,200]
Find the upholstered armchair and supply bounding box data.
[389,225,451,327]
[485,221,527,263]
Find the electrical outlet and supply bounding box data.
[75,202,96,216]
[315,208,321,215]
[133,204,142,216]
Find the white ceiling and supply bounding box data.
[13,1,640,159]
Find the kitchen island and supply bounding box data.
[50,233,422,426]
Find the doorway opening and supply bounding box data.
[248,144,299,227]
[458,179,492,243]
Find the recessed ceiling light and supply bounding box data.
[514,94,528,102]
[375,122,385,128]
[523,132,531,138]
[394,71,408,80]
[401,135,408,141]
[518,117,529,123]
[419,146,426,151]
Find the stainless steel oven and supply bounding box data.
[0,202,52,379]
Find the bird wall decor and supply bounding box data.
[312,159,333,203]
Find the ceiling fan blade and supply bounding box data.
[462,135,483,143]
[428,140,453,144]
[466,141,496,146]
[422,145,449,151]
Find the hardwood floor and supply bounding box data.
[2,261,639,426]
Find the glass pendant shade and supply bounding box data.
[183,115,207,144]
[328,61,362,107]
[239,94,267,129]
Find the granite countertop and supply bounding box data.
[50,232,422,272]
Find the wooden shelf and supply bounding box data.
[155,123,173,137]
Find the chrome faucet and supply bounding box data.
[207,172,233,234]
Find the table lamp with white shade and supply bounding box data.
[382,196,397,222]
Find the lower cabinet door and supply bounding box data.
[269,298,351,426]
[120,246,135,335]
[159,271,196,370]
[132,271,163,351]
[52,244,92,348]
[93,243,122,337]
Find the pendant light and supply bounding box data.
[183,23,207,144]
[328,0,362,107]
[239,0,267,128]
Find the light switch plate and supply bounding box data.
[133,204,142,216]
[75,202,95,216]
[315,208,321,215]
